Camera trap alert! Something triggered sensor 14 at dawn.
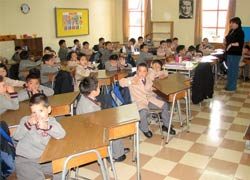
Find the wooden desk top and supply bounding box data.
[1,91,79,127]
[40,117,107,163]
[153,73,190,95]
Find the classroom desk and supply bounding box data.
[153,74,191,143]
[82,103,141,180]
[1,91,79,129]
[39,117,110,179]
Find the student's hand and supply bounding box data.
[28,114,38,125]
[37,117,49,130]
[132,76,140,85]
[226,44,232,51]
[6,85,15,93]
[119,57,126,66]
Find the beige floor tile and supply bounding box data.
[108,162,136,180]
[199,170,234,180]
[195,112,210,119]
[235,164,250,180]
[232,94,248,99]
[73,167,100,179]
[189,124,207,133]
[225,101,244,107]
[155,147,185,162]
[139,142,163,156]
[130,169,166,180]
[220,139,245,152]
[208,121,232,130]
[179,152,210,169]
[213,148,243,163]
[196,134,223,147]
[168,164,203,180]
[177,132,201,142]
[142,157,177,176]
[220,110,238,117]
[240,153,250,166]
[189,143,217,157]
[224,131,245,142]
[165,138,194,151]
[229,124,248,133]
[164,176,180,180]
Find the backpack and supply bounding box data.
[110,82,132,107]
[0,121,15,179]
[54,70,74,94]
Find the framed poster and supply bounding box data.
[55,8,89,37]
[179,0,193,19]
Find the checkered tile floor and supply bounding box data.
[73,79,250,180]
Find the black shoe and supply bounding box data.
[114,154,126,162]
[245,77,250,81]
[124,148,130,154]
[162,126,176,135]
[143,131,153,138]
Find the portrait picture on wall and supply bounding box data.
[179,0,193,19]
[55,8,89,37]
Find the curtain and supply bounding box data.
[224,0,236,35]
[123,0,129,42]
[144,0,152,36]
[194,0,202,45]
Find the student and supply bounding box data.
[157,40,172,57]
[72,39,81,52]
[11,46,22,62]
[18,73,54,102]
[76,77,128,162]
[0,75,19,114]
[150,60,168,79]
[171,37,179,51]
[67,51,79,67]
[166,39,173,53]
[93,37,105,52]
[43,46,53,55]
[13,93,65,180]
[144,34,154,47]
[0,63,25,87]
[175,45,186,63]
[240,45,250,81]
[40,54,59,88]
[18,51,41,81]
[101,41,114,64]
[137,44,154,65]
[199,38,213,51]
[75,53,96,85]
[58,39,68,61]
[185,45,196,61]
[81,41,93,56]
[119,63,176,138]
[105,54,132,72]
[122,38,136,54]
[135,36,144,51]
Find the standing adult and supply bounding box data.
[225,17,245,91]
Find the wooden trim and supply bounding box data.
[0,35,17,42]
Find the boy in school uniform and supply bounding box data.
[18,51,42,81]
[144,34,154,47]
[58,39,69,61]
[13,93,66,180]
[67,51,79,67]
[105,54,132,72]
[93,37,105,52]
[11,46,22,62]
[81,41,93,57]
[18,73,54,102]
[122,38,136,54]
[137,44,154,65]
[150,60,168,79]
[157,40,172,57]
[175,45,187,62]
[135,36,144,51]
[40,54,59,88]
[76,77,128,162]
[72,39,81,53]
[119,63,176,138]
[101,41,114,64]
[0,63,25,87]
[0,75,19,114]
[171,37,179,51]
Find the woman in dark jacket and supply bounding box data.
[225,17,245,91]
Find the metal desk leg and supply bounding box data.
[166,94,177,144]
[107,144,117,180]
[187,88,192,120]
[136,122,140,180]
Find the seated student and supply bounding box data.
[13,93,65,180]
[43,46,53,55]
[18,51,42,81]
[81,41,93,56]
[11,46,22,62]
[119,63,176,138]
[144,34,154,47]
[67,51,79,67]
[240,45,250,81]
[185,45,197,61]
[0,75,19,114]
[72,39,81,53]
[100,41,114,64]
[157,40,172,57]
[199,38,213,51]
[166,39,173,53]
[137,44,154,65]
[40,54,59,88]
[18,73,54,102]
[105,54,132,72]
[135,36,144,51]
[58,39,68,61]
[0,63,25,87]
[76,77,128,162]
[150,60,168,79]
[122,38,136,54]
[171,37,179,51]
[75,53,96,85]
[175,45,186,63]
[93,37,105,52]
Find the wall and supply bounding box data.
[0,0,115,59]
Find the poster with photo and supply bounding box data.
[179,0,193,19]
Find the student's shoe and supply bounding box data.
[124,148,130,154]
[114,154,126,162]
[143,131,153,138]
[162,126,176,135]
[245,77,250,81]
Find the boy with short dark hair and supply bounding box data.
[14,93,66,180]
[175,45,186,62]
[72,39,81,52]
[101,41,114,64]
[41,54,59,88]
[135,36,144,50]
[93,37,105,52]
[76,77,128,162]
[105,54,132,72]
[137,44,154,65]
[0,75,19,114]
[171,37,179,51]
[58,39,68,61]
[18,73,54,102]
[144,34,154,47]
[11,46,22,62]
[81,41,93,56]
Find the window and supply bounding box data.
[128,0,145,39]
[202,0,229,43]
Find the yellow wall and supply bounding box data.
[0,0,115,58]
